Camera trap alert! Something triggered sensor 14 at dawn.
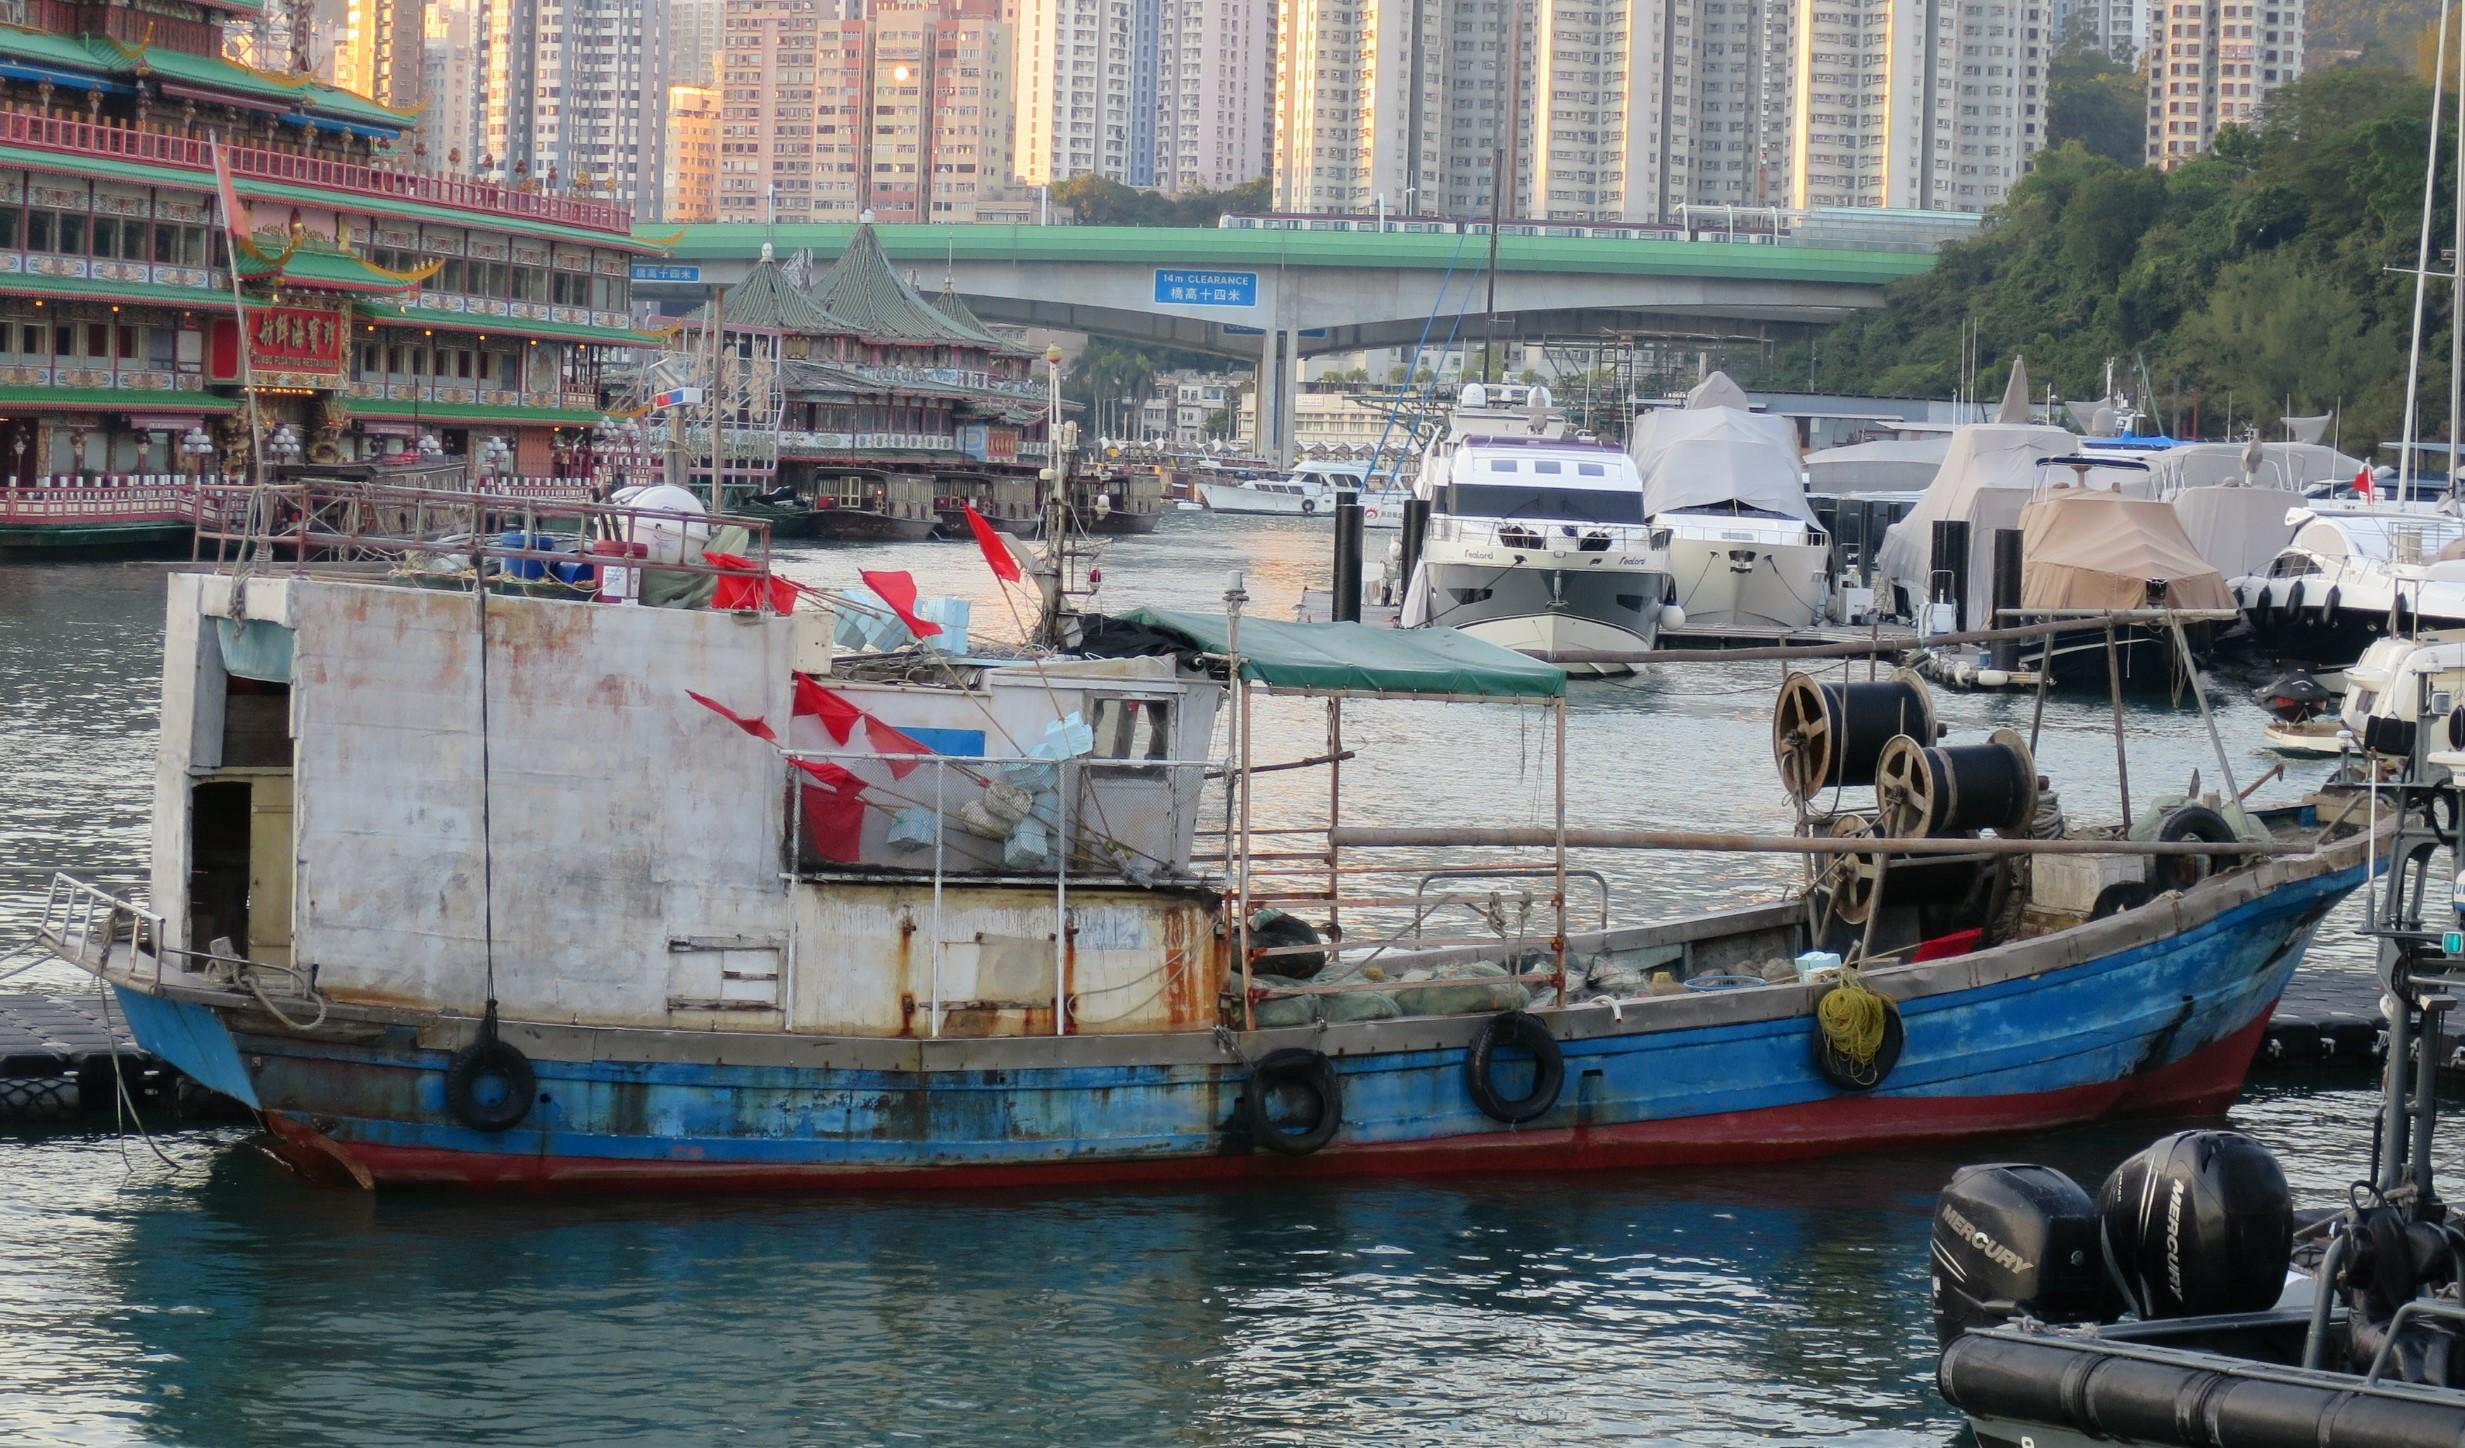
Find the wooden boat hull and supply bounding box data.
[0,520,193,561]
[1082,508,1161,535]
[807,510,939,542]
[101,847,2367,1191]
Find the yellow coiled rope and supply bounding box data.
[1817,966,1891,1071]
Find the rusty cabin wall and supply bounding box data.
[283,579,796,1023]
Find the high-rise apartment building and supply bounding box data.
[331,0,427,110]
[719,0,1015,223]
[1276,0,2045,222]
[671,0,725,86]
[1013,0,1271,192]
[2059,0,2148,58]
[477,0,671,213]
[416,0,480,169]
[666,84,721,220]
[2145,0,2301,166]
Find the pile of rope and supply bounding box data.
[1816,966,1892,1084]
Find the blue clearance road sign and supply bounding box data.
[1154,269,1258,307]
[632,263,703,282]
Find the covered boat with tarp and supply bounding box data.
[1874,361,2081,631]
[31,484,2386,1189]
[2014,458,2235,685]
[1629,372,1830,629]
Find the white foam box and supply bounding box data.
[2030,852,2148,916]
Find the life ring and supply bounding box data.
[1299,497,1318,516]
[2154,804,2237,893]
[1245,1047,1342,1156]
[1465,1010,1565,1124]
[443,1035,536,1132]
[1811,984,1904,1092]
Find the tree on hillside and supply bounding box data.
[2046,44,2146,165]
[1777,69,2447,443]
[1047,175,1272,227]
[2309,0,2441,66]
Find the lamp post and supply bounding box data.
[478,433,514,487]
[178,425,216,483]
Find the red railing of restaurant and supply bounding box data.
[0,477,598,526]
[0,112,635,235]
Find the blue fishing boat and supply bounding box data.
[33,480,2386,1190]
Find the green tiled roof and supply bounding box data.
[929,280,1033,357]
[355,301,670,348]
[0,143,653,251]
[0,384,238,411]
[236,235,434,293]
[806,223,987,347]
[0,29,411,131]
[682,251,845,333]
[348,397,605,426]
[0,268,238,310]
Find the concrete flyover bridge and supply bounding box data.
[630,222,1934,458]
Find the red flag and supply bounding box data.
[684,689,777,742]
[2356,465,2375,502]
[705,553,796,614]
[859,569,943,638]
[209,140,253,242]
[791,759,867,863]
[792,673,864,745]
[961,504,1023,583]
[863,714,934,779]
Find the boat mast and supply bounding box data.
[1037,343,1072,646]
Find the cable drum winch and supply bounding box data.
[1874,728,2039,839]
[1772,670,1940,799]
[1820,816,1989,926]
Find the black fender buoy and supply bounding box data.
[1245,1048,1341,1155]
[2322,585,2341,617]
[2286,580,2306,615]
[2154,805,2237,893]
[443,1035,536,1132]
[1465,1010,1565,1124]
[1299,497,1318,516]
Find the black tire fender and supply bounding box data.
[443,1036,536,1132]
[1465,1010,1565,1124]
[2154,804,2237,893]
[1245,1047,1341,1156]
[1299,497,1318,516]
[1811,990,1904,1092]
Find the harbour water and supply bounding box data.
[0,514,2418,1446]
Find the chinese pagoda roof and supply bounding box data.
[0,28,413,133]
[233,232,440,293]
[680,248,847,333]
[805,223,990,348]
[928,279,1034,357]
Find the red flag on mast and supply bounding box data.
[792,673,865,744]
[858,569,944,639]
[209,141,253,243]
[960,504,1024,583]
[2356,465,2375,503]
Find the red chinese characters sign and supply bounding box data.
[208,304,348,388]
[248,305,345,376]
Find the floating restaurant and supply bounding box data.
[0,0,1059,556]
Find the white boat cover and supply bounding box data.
[1629,370,1812,523]
[2020,491,2235,614]
[1804,438,1951,492]
[2136,440,2364,494]
[1874,422,2077,623]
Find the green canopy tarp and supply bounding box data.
[1119,608,1566,699]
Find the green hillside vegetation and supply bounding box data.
[1767,68,2445,445]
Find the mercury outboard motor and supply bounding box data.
[2097,1130,2292,1319]
[2255,672,2332,722]
[1931,1163,2118,1348]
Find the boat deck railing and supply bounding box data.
[190,480,776,597]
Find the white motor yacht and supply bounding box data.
[1194,460,1408,519]
[1396,402,1675,674]
[1629,372,1830,630]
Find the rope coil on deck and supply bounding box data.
[1812,967,1903,1091]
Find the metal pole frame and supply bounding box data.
[931,759,946,1038]
[1238,678,1255,1031]
[1553,693,1569,997]
[1326,696,1342,940]
[1055,757,1071,1036]
[2104,624,2133,829]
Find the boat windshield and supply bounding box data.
[1447,482,1644,525]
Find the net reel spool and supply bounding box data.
[1821,816,1994,927]
[1873,728,2039,840]
[1773,670,1940,800]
